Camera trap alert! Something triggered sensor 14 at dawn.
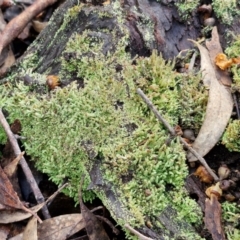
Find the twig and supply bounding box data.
[137,88,219,182]
[0,109,51,219]
[125,224,154,240]
[0,0,58,55]
[233,93,240,119]
[44,182,69,206]
[96,215,120,235]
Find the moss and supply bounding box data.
[172,0,240,24]
[222,120,240,152]
[174,0,199,20]
[212,0,240,25]
[219,36,240,152]
[224,35,240,92]
[225,35,240,58]
[0,35,204,229]
[222,202,240,240]
[221,36,240,152]
[0,2,208,238]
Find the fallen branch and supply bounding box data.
[137,88,219,182]
[0,0,58,55]
[125,224,154,240]
[0,109,51,219]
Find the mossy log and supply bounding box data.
[2,0,239,239]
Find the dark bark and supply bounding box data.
[12,0,203,75]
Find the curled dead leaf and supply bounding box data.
[4,152,24,177]
[187,37,233,162]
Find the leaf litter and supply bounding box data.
[187,27,233,162]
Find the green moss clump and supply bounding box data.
[172,0,240,24]
[222,202,240,240]
[224,36,240,92]
[0,4,208,237]
[212,0,240,25]
[222,120,240,152]
[221,36,240,152]
[225,36,240,58]
[174,0,199,20]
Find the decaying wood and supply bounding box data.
[0,0,205,238]
[2,0,239,238]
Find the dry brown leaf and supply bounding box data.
[206,27,233,86]
[23,217,37,240]
[187,40,233,162]
[38,214,85,240]
[0,224,11,240]
[0,164,40,222]
[8,233,23,240]
[204,195,225,240]
[0,165,25,210]
[4,152,24,177]
[0,0,58,54]
[0,202,44,224]
[79,179,110,240]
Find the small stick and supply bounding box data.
[137,88,219,182]
[0,109,51,219]
[44,182,69,206]
[125,224,154,240]
[233,93,240,119]
[96,215,120,235]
